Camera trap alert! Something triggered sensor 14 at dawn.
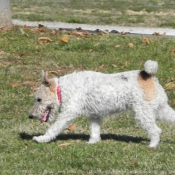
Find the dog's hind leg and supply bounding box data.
[157,103,175,124]
[88,117,102,144]
[134,106,162,148]
[33,111,78,143]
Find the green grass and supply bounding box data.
[10,0,175,28]
[1,26,175,174]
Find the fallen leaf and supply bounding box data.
[38,24,44,28]
[153,32,160,36]
[111,30,119,33]
[112,64,117,68]
[171,77,175,82]
[142,38,151,44]
[115,45,121,48]
[0,26,10,31]
[23,25,30,29]
[38,37,54,43]
[38,27,47,32]
[102,30,109,34]
[51,30,56,35]
[20,28,25,35]
[170,49,175,54]
[73,30,89,37]
[30,28,38,33]
[121,31,129,35]
[128,43,134,48]
[122,146,128,150]
[68,124,76,131]
[94,43,100,47]
[76,27,82,31]
[146,149,153,152]
[165,82,175,90]
[18,52,25,57]
[0,51,9,56]
[131,159,138,166]
[124,61,128,67]
[58,143,71,147]
[11,83,19,87]
[99,64,105,70]
[152,32,166,36]
[59,36,69,43]
[95,29,102,33]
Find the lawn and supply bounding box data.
[1,25,175,174]
[10,0,175,28]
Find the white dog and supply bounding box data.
[29,60,175,148]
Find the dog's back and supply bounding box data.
[58,60,161,117]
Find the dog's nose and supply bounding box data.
[29,115,34,119]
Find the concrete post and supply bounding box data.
[0,0,11,28]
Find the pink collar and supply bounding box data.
[57,83,62,103]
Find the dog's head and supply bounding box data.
[29,70,60,123]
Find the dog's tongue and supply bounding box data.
[40,110,49,123]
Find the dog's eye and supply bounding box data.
[37,98,42,102]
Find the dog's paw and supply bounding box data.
[88,137,101,144]
[32,136,51,143]
[32,136,42,143]
[149,142,158,148]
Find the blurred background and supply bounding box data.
[10,0,175,28]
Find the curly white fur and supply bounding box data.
[29,60,175,148]
[144,60,158,75]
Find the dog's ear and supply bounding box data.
[41,70,50,87]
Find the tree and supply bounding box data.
[0,0,11,28]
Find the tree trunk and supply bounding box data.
[0,0,11,28]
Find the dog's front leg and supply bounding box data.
[88,117,102,144]
[33,111,78,143]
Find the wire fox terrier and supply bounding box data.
[29,60,175,148]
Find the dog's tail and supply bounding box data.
[144,60,158,75]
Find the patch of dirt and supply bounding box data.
[126,9,175,16]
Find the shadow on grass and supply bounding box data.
[19,132,148,143]
[20,132,40,140]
